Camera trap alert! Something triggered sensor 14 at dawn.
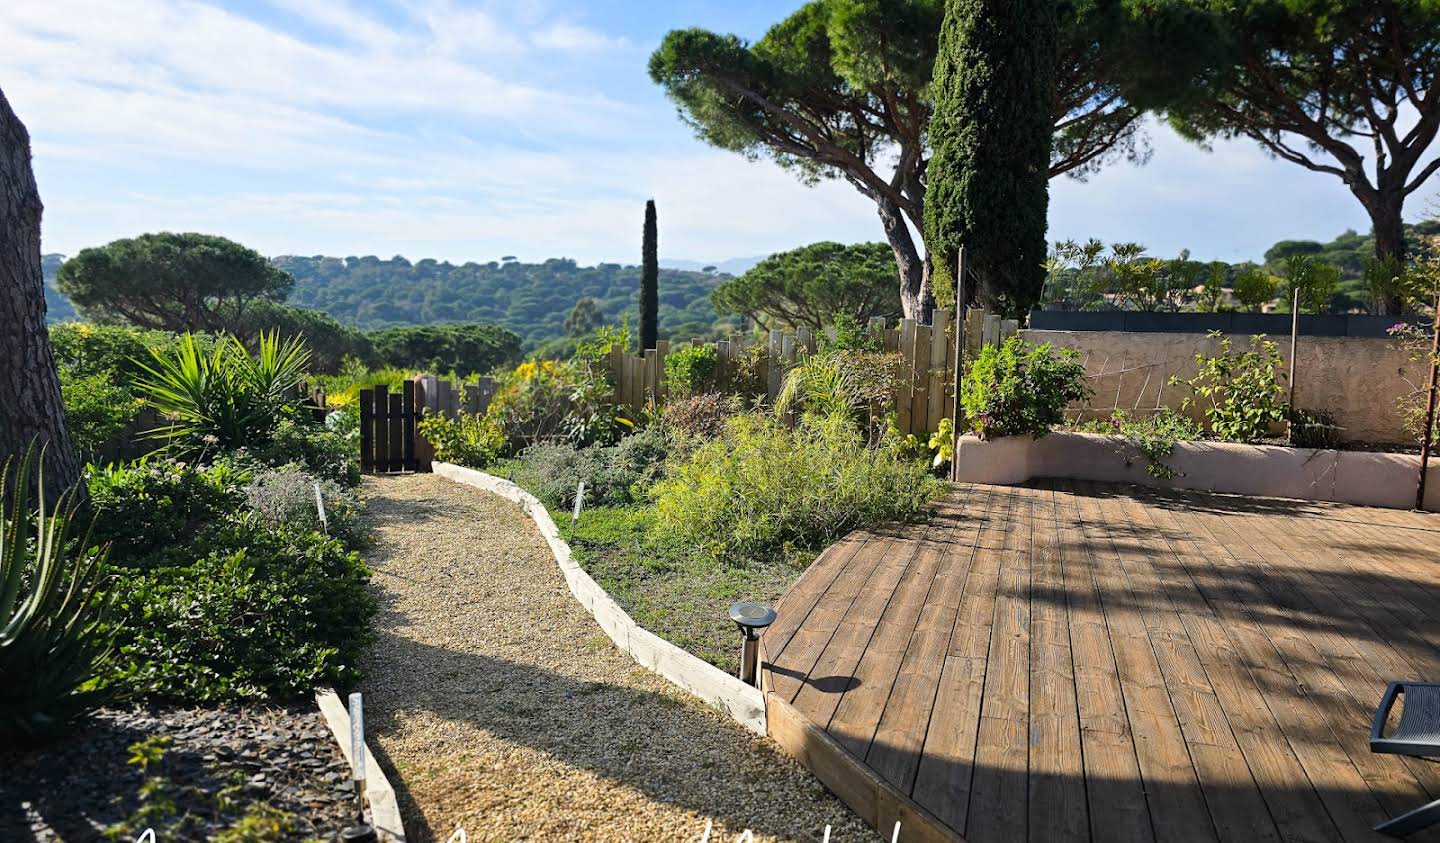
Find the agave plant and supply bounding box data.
[0,446,117,745]
[135,331,311,455]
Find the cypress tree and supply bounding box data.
[924,0,1057,316]
[640,199,659,350]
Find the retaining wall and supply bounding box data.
[953,432,1440,511]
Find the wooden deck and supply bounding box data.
[761,480,1440,843]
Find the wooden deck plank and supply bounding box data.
[788,526,930,723]
[911,487,1017,832]
[966,484,1036,843]
[1053,480,1155,843]
[766,535,899,702]
[1025,485,1088,843]
[866,487,993,793]
[764,481,1440,843]
[824,518,954,757]
[1138,500,1347,843]
[1071,483,1219,843]
[1098,490,1282,843]
[1184,497,1439,818]
[1162,496,1396,840]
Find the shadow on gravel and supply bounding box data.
[361,630,863,843]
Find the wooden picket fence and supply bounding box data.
[609,308,1018,437]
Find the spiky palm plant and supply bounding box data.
[136,331,310,455]
[0,446,117,745]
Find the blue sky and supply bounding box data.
[0,0,1418,267]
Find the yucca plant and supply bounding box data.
[135,331,310,456]
[0,446,117,745]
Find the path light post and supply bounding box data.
[341,692,378,843]
[729,601,776,687]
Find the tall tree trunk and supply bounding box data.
[0,87,81,496]
[877,197,934,323]
[1366,189,1407,315]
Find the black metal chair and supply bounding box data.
[1372,681,1440,836]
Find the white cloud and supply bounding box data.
[4,1,1430,271]
[531,21,631,51]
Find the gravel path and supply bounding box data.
[358,474,875,843]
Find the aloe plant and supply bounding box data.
[0,446,117,745]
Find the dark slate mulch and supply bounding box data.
[0,702,358,842]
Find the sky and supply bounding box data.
[0,0,1424,268]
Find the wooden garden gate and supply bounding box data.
[358,381,419,473]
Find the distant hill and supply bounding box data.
[41,251,741,350]
[276,255,740,351]
[42,254,77,322]
[661,256,766,276]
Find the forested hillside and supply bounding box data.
[276,255,738,351]
[42,254,77,321]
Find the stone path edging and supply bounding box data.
[432,462,767,736]
[315,688,407,842]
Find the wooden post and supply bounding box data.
[402,379,417,472]
[412,377,435,472]
[1288,286,1301,442]
[897,318,916,434]
[951,247,967,482]
[1416,293,1440,511]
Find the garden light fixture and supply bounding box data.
[341,692,379,843]
[729,601,776,687]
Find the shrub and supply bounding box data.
[101,520,375,702]
[1232,266,1278,312]
[1173,333,1288,442]
[825,311,883,353]
[135,332,310,456]
[663,345,718,397]
[488,358,619,448]
[509,424,672,510]
[1072,409,1202,479]
[663,392,737,442]
[88,458,248,562]
[244,466,366,548]
[418,411,506,468]
[960,337,1091,440]
[650,413,941,564]
[241,417,361,487]
[1,448,117,745]
[49,323,184,382]
[60,369,141,455]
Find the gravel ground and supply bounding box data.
[359,474,876,843]
[0,703,355,841]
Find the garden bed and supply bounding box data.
[0,702,355,840]
[954,431,1440,510]
[559,505,804,675]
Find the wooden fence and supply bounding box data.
[608,308,1017,437]
[356,309,1019,473]
[358,375,500,473]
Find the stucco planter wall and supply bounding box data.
[954,431,1440,511]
